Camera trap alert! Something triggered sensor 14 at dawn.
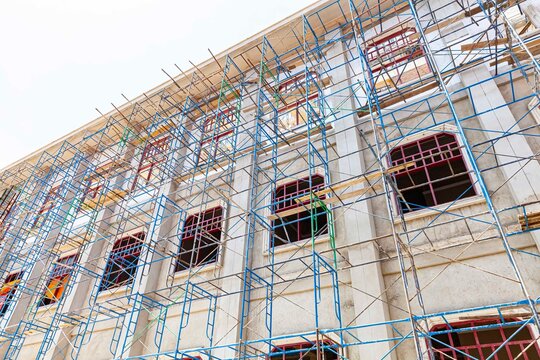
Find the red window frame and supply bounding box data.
[33,185,63,229]
[0,187,19,227]
[0,271,22,316]
[39,254,78,307]
[201,107,237,146]
[390,133,477,213]
[176,207,223,272]
[276,72,321,130]
[277,71,319,94]
[366,27,424,73]
[100,232,145,292]
[272,175,328,246]
[429,319,540,359]
[84,181,104,203]
[268,341,339,359]
[133,136,170,189]
[79,177,104,212]
[0,187,19,240]
[364,25,431,88]
[0,224,11,242]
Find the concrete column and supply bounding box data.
[211,86,257,359]
[424,0,540,205]
[44,146,134,360]
[460,66,540,248]
[422,0,540,248]
[109,121,196,358]
[325,29,395,359]
[112,182,178,358]
[46,205,121,360]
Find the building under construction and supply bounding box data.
[0,0,540,358]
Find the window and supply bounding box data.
[390,133,476,213]
[268,341,339,360]
[201,107,237,145]
[175,207,223,272]
[198,107,238,165]
[133,137,170,189]
[33,185,63,229]
[0,272,22,316]
[79,176,104,213]
[0,186,19,240]
[39,254,78,307]
[365,23,431,89]
[99,232,145,292]
[0,186,19,225]
[528,97,540,124]
[272,175,328,247]
[276,72,321,132]
[430,319,540,359]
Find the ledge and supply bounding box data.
[393,195,487,224]
[173,261,221,281]
[263,235,331,257]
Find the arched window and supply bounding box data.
[276,72,321,132]
[33,185,63,229]
[39,253,78,307]
[198,107,238,165]
[268,341,339,359]
[100,232,145,291]
[390,133,476,213]
[0,271,22,316]
[133,136,170,189]
[272,175,328,246]
[430,319,540,359]
[176,207,223,271]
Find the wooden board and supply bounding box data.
[81,189,128,211]
[489,36,540,66]
[267,162,414,221]
[357,80,439,116]
[518,211,540,230]
[461,38,509,51]
[267,184,382,221]
[84,160,127,181]
[294,161,415,204]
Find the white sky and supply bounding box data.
[0,0,315,169]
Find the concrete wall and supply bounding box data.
[2,0,540,358]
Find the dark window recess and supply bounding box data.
[390,133,476,213]
[272,175,328,247]
[99,232,145,292]
[175,207,223,272]
[0,186,19,227]
[79,177,104,211]
[268,341,339,360]
[0,186,19,241]
[365,25,431,88]
[33,185,63,229]
[0,272,22,316]
[276,72,321,131]
[39,254,78,307]
[133,136,170,189]
[201,107,237,145]
[197,107,238,166]
[430,319,540,360]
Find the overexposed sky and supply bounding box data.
[0,0,315,169]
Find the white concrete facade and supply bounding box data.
[0,0,539,359]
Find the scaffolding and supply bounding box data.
[0,0,540,358]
